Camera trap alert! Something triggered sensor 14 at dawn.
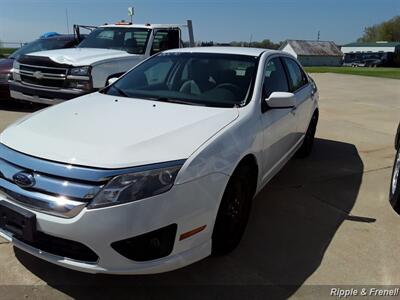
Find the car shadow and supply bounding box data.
[0,98,45,113]
[14,138,364,299]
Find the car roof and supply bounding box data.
[163,47,278,57]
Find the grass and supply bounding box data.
[304,66,400,80]
[0,48,17,58]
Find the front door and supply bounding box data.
[259,56,298,183]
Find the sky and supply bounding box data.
[0,0,399,46]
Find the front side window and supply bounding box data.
[263,57,289,98]
[104,52,257,108]
[78,27,151,54]
[282,57,308,91]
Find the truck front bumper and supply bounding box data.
[9,81,89,105]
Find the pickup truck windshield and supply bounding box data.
[104,52,257,108]
[78,27,151,54]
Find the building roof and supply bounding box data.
[164,46,276,57]
[342,41,400,48]
[280,40,343,56]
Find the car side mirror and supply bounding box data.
[265,92,296,109]
[107,77,119,85]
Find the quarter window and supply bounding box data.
[282,58,308,91]
[263,57,289,98]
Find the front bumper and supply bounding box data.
[9,81,89,105]
[0,172,228,274]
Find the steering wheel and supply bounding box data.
[215,83,241,94]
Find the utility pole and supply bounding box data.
[317,30,320,41]
[65,8,70,34]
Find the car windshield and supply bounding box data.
[9,38,73,59]
[78,27,151,54]
[103,52,258,108]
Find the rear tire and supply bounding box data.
[296,112,318,158]
[390,147,400,215]
[212,164,254,255]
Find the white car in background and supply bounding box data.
[0,47,319,274]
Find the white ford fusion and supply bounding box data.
[0,47,318,274]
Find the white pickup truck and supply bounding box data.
[9,21,194,105]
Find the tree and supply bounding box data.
[358,16,400,42]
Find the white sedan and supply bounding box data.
[0,47,319,274]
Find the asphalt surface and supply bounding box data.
[0,73,399,299]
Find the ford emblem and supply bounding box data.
[13,172,36,188]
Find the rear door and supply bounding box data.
[281,57,314,143]
[260,56,298,183]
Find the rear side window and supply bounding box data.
[282,57,308,91]
[263,57,289,98]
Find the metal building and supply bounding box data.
[341,41,400,55]
[280,40,343,66]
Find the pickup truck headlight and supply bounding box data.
[88,164,183,209]
[69,66,90,76]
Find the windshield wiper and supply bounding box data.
[151,97,204,106]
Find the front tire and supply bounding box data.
[212,164,254,255]
[296,112,318,158]
[390,147,400,215]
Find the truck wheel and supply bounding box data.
[212,164,253,255]
[296,112,318,158]
[390,147,400,215]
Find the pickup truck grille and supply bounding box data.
[20,74,65,88]
[17,55,70,89]
[19,64,68,89]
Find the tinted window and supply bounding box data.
[78,27,151,54]
[263,57,289,98]
[104,52,257,108]
[282,57,308,91]
[151,30,180,55]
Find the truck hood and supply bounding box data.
[27,48,136,66]
[0,93,239,169]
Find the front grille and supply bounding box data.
[20,64,67,75]
[18,55,69,89]
[17,231,99,262]
[21,75,65,88]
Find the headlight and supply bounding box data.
[13,60,20,70]
[69,66,90,76]
[88,164,183,209]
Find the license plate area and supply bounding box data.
[0,201,36,242]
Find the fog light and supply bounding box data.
[67,80,91,90]
[111,224,177,261]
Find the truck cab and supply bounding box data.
[9,22,193,105]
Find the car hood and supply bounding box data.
[0,93,239,169]
[27,48,137,66]
[0,58,13,74]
